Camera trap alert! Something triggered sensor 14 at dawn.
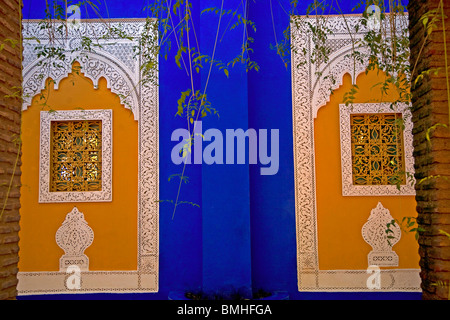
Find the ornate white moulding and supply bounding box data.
[56,207,95,272]
[18,19,159,295]
[39,109,113,203]
[362,202,401,267]
[290,14,420,292]
[339,102,416,197]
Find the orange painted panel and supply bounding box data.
[19,66,139,272]
[314,71,419,270]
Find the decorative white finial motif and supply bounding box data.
[56,207,94,272]
[362,202,401,267]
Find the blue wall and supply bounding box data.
[20,0,420,300]
[200,0,253,297]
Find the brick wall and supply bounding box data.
[0,0,22,300]
[408,0,450,300]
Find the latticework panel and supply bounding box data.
[350,113,405,186]
[50,120,103,192]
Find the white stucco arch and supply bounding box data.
[22,48,140,121]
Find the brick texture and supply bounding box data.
[408,0,450,300]
[0,0,22,300]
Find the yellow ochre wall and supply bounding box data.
[19,65,139,272]
[314,70,419,271]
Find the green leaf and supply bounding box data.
[439,230,450,239]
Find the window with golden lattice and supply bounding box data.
[50,120,103,192]
[350,113,406,186]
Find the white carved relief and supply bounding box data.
[339,103,416,197]
[22,20,142,120]
[56,207,94,272]
[22,51,138,120]
[18,19,159,295]
[311,47,369,119]
[39,109,113,203]
[290,14,419,292]
[362,202,401,267]
[291,16,373,276]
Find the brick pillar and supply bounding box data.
[0,0,22,300]
[408,0,450,300]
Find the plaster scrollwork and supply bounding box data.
[56,207,94,272]
[22,20,141,120]
[18,19,159,295]
[290,14,419,292]
[362,202,401,267]
[312,48,369,119]
[339,103,416,197]
[291,15,371,279]
[39,109,113,203]
[22,20,145,42]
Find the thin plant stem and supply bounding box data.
[172,0,225,219]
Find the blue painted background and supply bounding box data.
[20,0,420,300]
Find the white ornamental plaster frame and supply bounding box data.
[18,19,159,295]
[290,14,420,292]
[39,109,113,203]
[339,102,416,197]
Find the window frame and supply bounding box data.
[339,102,416,197]
[39,109,113,203]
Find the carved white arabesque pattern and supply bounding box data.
[22,52,138,121]
[56,207,94,272]
[22,20,143,120]
[290,14,419,292]
[362,202,401,267]
[100,42,137,71]
[339,102,416,196]
[291,16,371,276]
[39,109,113,203]
[22,19,146,41]
[311,45,369,119]
[18,19,159,295]
[291,15,319,277]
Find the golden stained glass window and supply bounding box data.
[350,113,406,186]
[50,120,102,192]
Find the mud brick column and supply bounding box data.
[408,0,450,300]
[0,0,22,301]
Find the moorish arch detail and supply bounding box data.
[22,46,139,121]
[18,19,159,295]
[290,14,420,292]
[311,46,368,119]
